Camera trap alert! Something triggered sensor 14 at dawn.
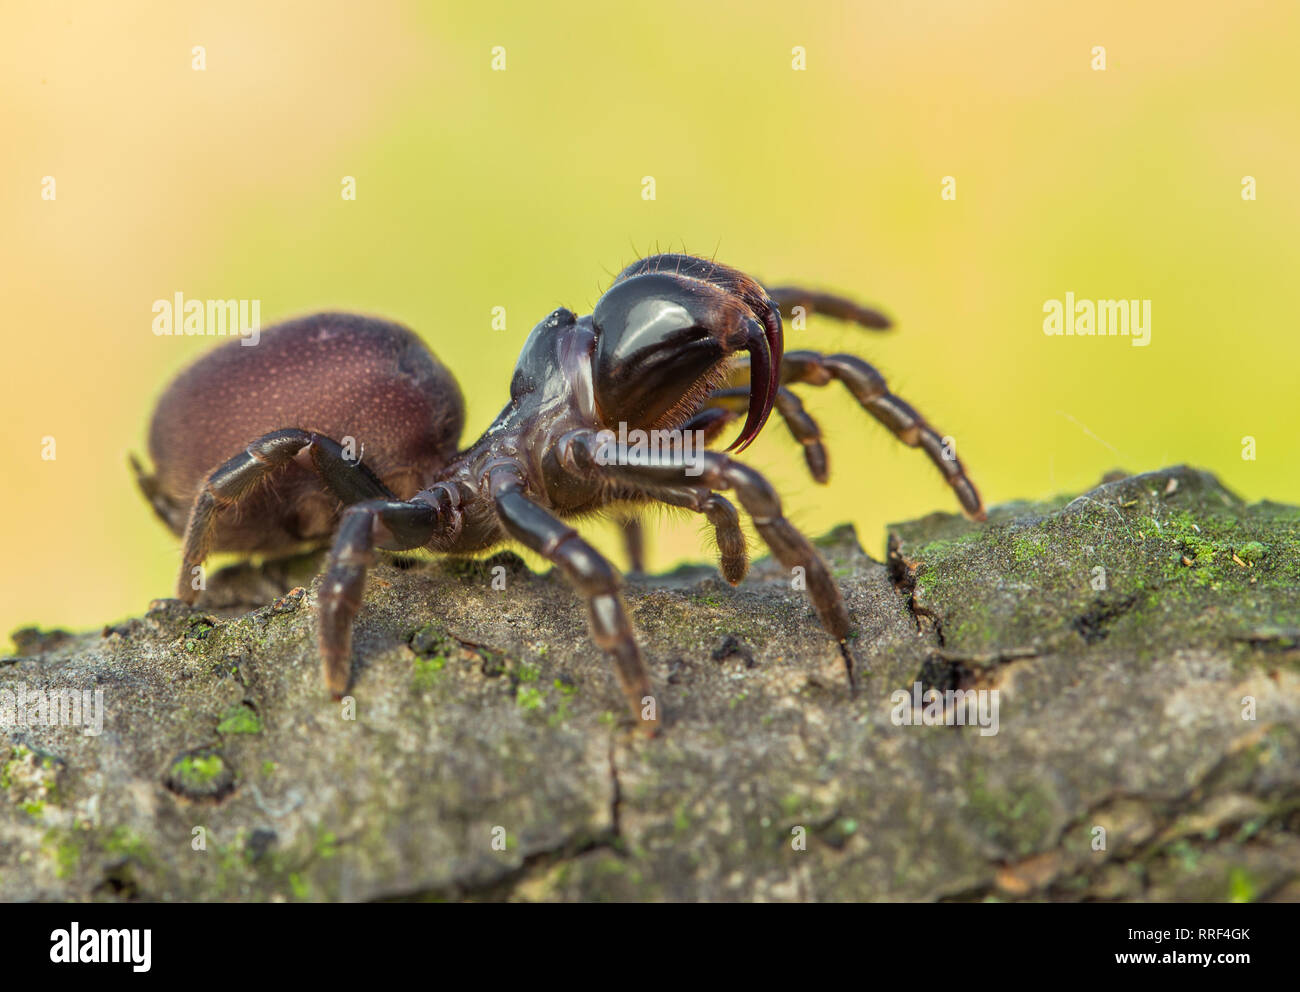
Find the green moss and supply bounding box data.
[910,532,983,562]
[39,824,155,883]
[1234,818,1264,842]
[103,826,153,865]
[595,855,627,876]
[0,745,31,790]
[412,654,447,690]
[1237,541,1267,565]
[1164,839,1200,873]
[1011,533,1049,563]
[1228,867,1257,902]
[169,754,225,789]
[216,703,262,735]
[545,679,579,726]
[216,841,247,876]
[912,563,944,600]
[183,617,217,653]
[315,829,339,861]
[948,598,994,646]
[903,479,1300,662]
[516,686,544,711]
[1153,509,1298,591]
[43,830,82,880]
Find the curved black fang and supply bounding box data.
[727,316,776,453]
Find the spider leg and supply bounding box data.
[679,405,736,442]
[176,428,398,603]
[317,494,454,695]
[613,408,749,582]
[617,515,645,574]
[487,463,658,735]
[722,352,985,519]
[614,457,749,583]
[559,431,856,689]
[764,285,892,330]
[645,486,749,584]
[130,453,188,533]
[698,386,829,484]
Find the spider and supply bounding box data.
[132,254,984,734]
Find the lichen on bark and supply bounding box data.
[1,466,1297,901]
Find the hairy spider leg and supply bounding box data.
[175,429,400,602]
[560,430,858,690]
[487,462,659,736]
[718,352,985,519]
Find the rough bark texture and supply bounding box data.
[2,465,1298,902]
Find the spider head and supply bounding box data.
[590,255,782,452]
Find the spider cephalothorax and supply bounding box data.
[133,253,984,735]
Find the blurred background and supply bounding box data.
[3,0,1297,646]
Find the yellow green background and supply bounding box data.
[3,0,1297,646]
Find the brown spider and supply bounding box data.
[132,254,984,734]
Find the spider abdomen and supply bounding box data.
[140,313,464,554]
